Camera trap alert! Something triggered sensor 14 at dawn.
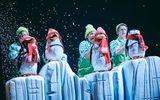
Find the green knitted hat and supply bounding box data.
[16,26,29,35]
[85,24,96,39]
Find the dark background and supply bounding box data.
[0,0,159,99]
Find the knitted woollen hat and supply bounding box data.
[85,24,96,39]
[16,26,29,36]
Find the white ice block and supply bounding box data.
[122,57,160,100]
[39,61,81,100]
[85,71,114,100]
[112,65,124,100]
[146,56,160,99]
[79,77,91,100]
[122,58,148,100]
[6,76,45,100]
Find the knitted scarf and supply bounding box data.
[127,34,148,51]
[20,35,38,63]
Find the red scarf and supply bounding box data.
[94,27,111,69]
[127,34,148,51]
[46,28,63,52]
[20,35,38,63]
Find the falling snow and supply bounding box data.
[0,0,159,99]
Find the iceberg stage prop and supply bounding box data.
[39,61,82,100]
[84,72,114,100]
[6,56,160,100]
[6,75,45,100]
[122,56,160,100]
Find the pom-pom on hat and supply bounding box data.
[85,24,96,39]
[16,26,29,36]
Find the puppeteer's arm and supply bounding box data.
[110,40,125,56]
[79,41,91,60]
[84,51,91,60]
[8,43,21,63]
[115,45,125,55]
